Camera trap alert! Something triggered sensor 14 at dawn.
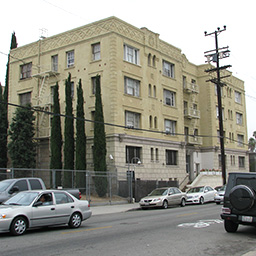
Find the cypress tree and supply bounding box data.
[64,73,74,187]
[75,79,86,188]
[93,75,107,197]
[50,82,62,187]
[0,32,17,169]
[8,104,36,177]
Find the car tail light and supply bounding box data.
[79,192,81,200]
[222,207,231,214]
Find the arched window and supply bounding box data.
[149,115,153,128]
[153,85,156,97]
[148,53,151,66]
[154,116,157,129]
[148,84,152,97]
[152,55,156,67]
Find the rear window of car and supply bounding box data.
[29,179,43,190]
[0,180,13,192]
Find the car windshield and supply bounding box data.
[149,189,168,196]
[0,180,13,192]
[187,187,204,193]
[4,191,39,206]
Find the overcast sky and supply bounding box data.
[1,0,255,139]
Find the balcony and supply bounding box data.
[183,82,199,94]
[184,108,200,119]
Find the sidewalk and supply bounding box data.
[90,202,140,216]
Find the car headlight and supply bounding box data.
[0,214,6,219]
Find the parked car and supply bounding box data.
[0,178,81,204]
[221,172,256,233]
[0,190,92,235]
[139,187,187,209]
[214,185,226,204]
[186,186,217,204]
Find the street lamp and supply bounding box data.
[127,157,141,203]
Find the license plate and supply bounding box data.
[242,216,253,222]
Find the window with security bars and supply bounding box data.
[125,111,140,129]
[126,146,141,164]
[20,63,32,80]
[124,77,140,97]
[166,150,177,165]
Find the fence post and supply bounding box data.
[109,172,112,204]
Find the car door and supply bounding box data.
[31,192,56,227]
[53,191,75,224]
[173,188,183,205]
[206,186,215,201]
[203,187,210,202]
[167,188,177,205]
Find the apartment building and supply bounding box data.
[8,17,248,185]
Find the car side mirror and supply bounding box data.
[9,186,19,194]
[33,201,43,207]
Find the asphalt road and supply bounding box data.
[1,203,256,256]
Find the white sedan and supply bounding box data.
[0,190,92,235]
[186,186,217,204]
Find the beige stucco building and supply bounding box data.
[8,17,248,185]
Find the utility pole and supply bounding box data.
[204,26,231,185]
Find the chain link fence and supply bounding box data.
[0,168,179,204]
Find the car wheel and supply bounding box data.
[230,185,255,212]
[224,220,238,233]
[69,212,82,228]
[199,197,204,205]
[162,200,168,209]
[10,216,27,236]
[180,198,186,207]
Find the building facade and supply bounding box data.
[8,17,248,185]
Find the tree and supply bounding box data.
[64,73,74,187]
[75,79,86,188]
[93,75,107,197]
[0,32,17,169]
[248,131,256,152]
[8,105,36,177]
[50,82,62,187]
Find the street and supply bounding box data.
[1,203,256,256]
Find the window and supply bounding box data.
[66,50,74,68]
[153,85,156,97]
[155,148,159,161]
[124,44,139,65]
[235,91,242,104]
[71,81,74,99]
[216,107,224,118]
[152,55,156,67]
[126,146,141,164]
[183,76,187,89]
[162,60,174,78]
[237,134,244,147]
[149,115,152,128]
[236,112,243,125]
[148,84,152,97]
[148,53,151,66]
[12,180,28,191]
[20,63,32,80]
[125,111,140,128]
[239,156,245,168]
[164,89,175,107]
[151,148,154,161]
[124,77,140,97]
[154,116,157,129]
[51,55,58,72]
[54,192,74,204]
[165,119,176,135]
[92,43,100,61]
[166,150,177,165]
[19,92,31,105]
[29,179,43,190]
[91,76,101,95]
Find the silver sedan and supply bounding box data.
[139,187,187,209]
[0,190,92,235]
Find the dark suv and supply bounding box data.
[221,172,256,232]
